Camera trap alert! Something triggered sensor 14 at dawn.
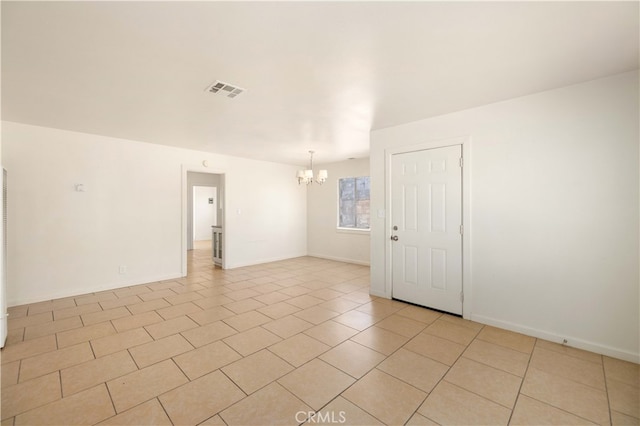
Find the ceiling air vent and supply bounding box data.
[205,80,245,98]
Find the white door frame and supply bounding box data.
[384,136,472,319]
[181,164,227,275]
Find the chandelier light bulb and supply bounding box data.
[296,150,327,185]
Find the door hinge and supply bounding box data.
[460,292,464,303]
[459,225,464,235]
[459,157,463,167]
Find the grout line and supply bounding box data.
[127,347,142,371]
[507,337,536,424]
[522,392,605,424]
[87,337,97,360]
[218,368,249,399]
[155,397,176,425]
[15,359,22,386]
[602,354,614,426]
[57,369,63,399]
[512,345,610,424]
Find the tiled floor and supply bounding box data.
[1,247,638,425]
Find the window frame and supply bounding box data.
[336,175,371,232]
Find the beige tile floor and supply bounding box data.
[1,247,638,425]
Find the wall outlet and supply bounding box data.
[118,265,127,274]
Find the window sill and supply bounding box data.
[336,227,370,235]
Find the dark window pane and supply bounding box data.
[356,200,370,229]
[339,199,356,227]
[338,176,370,229]
[355,177,370,201]
[339,178,355,201]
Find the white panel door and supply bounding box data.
[391,145,463,314]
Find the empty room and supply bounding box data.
[0,2,638,425]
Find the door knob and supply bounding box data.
[391,235,399,241]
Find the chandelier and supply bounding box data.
[296,150,328,185]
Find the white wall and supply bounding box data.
[307,158,370,265]
[193,186,217,240]
[370,71,639,362]
[2,122,307,305]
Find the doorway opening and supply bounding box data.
[192,185,217,249]
[182,169,226,275]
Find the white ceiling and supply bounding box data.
[2,1,638,166]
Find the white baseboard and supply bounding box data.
[225,253,308,270]
[369,289,389,298]
[306,253,370,266]
[471,313,640,364]
[8,272,183,307]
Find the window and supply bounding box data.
[338,176,370,230]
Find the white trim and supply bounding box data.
[369,289,387,298]
[306,253,370,266]
[471,313,640,364]
[7,273,183,307]
[225,253,308,269]
[336,227,370,235]
[182,165,228,275]
[383,135,472,319]
[0,167,6,348]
